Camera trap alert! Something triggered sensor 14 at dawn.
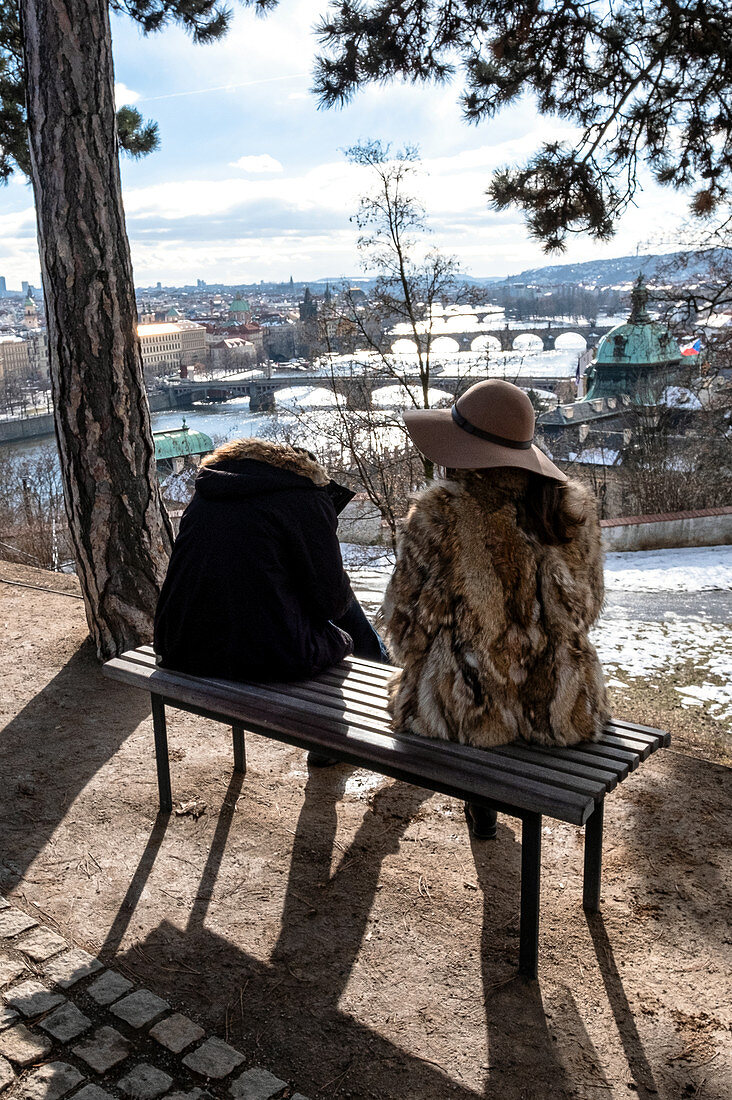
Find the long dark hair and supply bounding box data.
[522,473,586,545]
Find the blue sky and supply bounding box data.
[1,1,692,289]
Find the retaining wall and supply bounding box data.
[600,507,732,551]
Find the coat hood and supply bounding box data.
[195,438,330,501]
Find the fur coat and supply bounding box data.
[382,469,609,749]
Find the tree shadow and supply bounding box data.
[0,638,150,894]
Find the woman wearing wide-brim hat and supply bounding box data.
[382,379,609,839]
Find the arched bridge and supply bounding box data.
[392,322,613,354]
[163,370,579,413]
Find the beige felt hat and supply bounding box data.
[403,379,567,482]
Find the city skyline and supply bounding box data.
[1,1,694,288]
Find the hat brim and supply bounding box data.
[403,407,567,483]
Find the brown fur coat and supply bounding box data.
[382,470,609,749]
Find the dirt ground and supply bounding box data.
[1,562,731,1100]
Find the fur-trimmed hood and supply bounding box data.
[195,438,329,501]
[382,469,609,750]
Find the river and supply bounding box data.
[2,344,583,466]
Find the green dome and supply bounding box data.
[587,277,681,400]
[229,298,250,313]
[154,420,213,462]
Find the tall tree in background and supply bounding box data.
[299,142,461,539]
[8,0,233,657]
[314,0,732,250]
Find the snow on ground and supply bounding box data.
[342,543,732,731]
[603,545,732,592]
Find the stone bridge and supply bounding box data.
[163,370,578,413]
[395,322,613,354]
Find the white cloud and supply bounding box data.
[114,82,141,106]
[230,155,284,174]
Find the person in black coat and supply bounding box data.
[153,437,386,683]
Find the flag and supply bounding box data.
[681,338,701,356]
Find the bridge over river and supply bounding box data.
[163,365,582,413]
[401,320,613,354]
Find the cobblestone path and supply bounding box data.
[0,898,309,1100]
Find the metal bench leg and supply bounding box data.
[232,725,246,774]
[519,812,542,979]
[583,801,604,912]
[151,693,172,813]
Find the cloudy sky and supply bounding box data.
[1,1,692,289]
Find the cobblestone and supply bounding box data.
[0,1022,53,1066]
[0,1005,19,1032]
[0,909,38,939]
[289,1094,311,1099]
[43,950,102,989]
[17,1060,84,1100]
[117,1063,174,1100]
[15,928,68,963]
[87,972,133,1007]
[73,1026,131,1074]
[149,1014,204,1055]
[72,1085,114,1100]
[0,954,29,988]
[5,979,66,1017]
[228,1068,286,1100]
[167,1090,209,1100]
[0,899,9,911]
[183,1038,244,1080]
[39,1002,92,1043]
[111,990,169,1030]
[0,1055,14,1092]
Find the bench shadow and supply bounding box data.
[586,912,660,1099]
[0,639,151,895]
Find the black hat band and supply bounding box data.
[451,405,533,450]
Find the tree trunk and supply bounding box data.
[19,0,173,658]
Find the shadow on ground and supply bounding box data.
[97,768,618,1099]
[0,639,150,891]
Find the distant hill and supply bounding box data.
[466,249,731,288]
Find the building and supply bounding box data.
[584,276,682,401]
[539,276,682,459]
[209,337,256,370]
[154,419,213,473]
[0,336,29,380]
[24,296,40,330]
[0,277,6,297]
[137,321,208,373]
[228,298,251,323]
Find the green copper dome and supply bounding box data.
[586,277,681,400]
[229,298,250,313]
[153,419,213,462]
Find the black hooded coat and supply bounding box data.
[153,440,354,681]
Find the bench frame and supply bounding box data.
[104,650,669,980]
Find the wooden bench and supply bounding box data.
[102,646,670,978]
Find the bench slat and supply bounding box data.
[492,744,621,790]
[575,742,640,770]
[597,733,652,760]
[608,716,670,743]
[103,656,596,824]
